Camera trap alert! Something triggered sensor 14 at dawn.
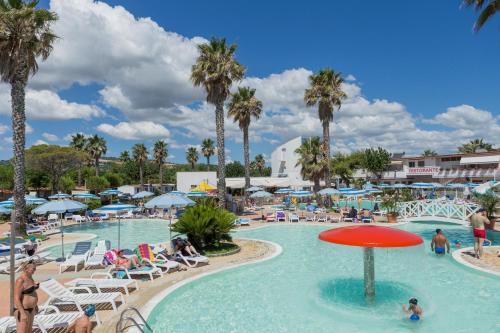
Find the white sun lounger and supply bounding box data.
[109,265,163,281]
[0,306,90,333]
[317,215,328,222]
[141,253,180,273]
[60,251,90,273]
[288,214,300,222]
[40,278,125,312]
[176,253,209,268]
[65,272,139,296]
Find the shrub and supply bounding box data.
[172,204,235,251]
[85,199,102,211]
[86,176,110,193]
[474,191,499,220]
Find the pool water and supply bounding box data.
[147,223,500,333]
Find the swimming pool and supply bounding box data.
[147,223,500,333]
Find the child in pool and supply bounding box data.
[402,298,422,321]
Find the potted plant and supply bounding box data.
[474,192,499,230]
[381,196,399,223]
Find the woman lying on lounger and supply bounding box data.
[173,238,200,257]
[114,249,142,269]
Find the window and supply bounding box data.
[409,162,415,168]
[441,156,460,162]
[418,161,425,167]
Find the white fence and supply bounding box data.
[397,200,480,225]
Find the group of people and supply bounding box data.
[340,206,374,223]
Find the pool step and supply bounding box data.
[116,307,153,333]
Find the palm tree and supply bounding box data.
[254,154,266,176]
[85,135,107,176]
[191,37,245,207]
[201,138,215,171]
[0,0,57,314]
[186,147,199,171]
[228,87,263,190]
[458,138,494,153]
[422,149,438,157]
[304,68,346,188]
[153,140,168,191]
[295,137,327,193]
[132,143,148,190]
[463,0,500,31]
[119,150,130,163]
[70,133,87,186]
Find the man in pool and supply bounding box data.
[470,208,491,259]
[430,229,450,255]
[402,297,422,321]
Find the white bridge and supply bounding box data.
[397,200,480,225]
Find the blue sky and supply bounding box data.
[0,0,498,163]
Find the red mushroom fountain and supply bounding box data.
[319,225,423,298]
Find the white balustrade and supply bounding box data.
[397,200,480,225]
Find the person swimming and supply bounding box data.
[402,297,422,321]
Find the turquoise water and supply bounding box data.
[47,219,172,256]
[147,223,500,333]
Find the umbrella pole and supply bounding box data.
[363,247,375,297]
[118,214,121,249]
[60,213,65,260]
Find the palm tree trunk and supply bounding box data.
[95,157,99,176]
[215,101,226,207]
[313,178,321,193]
[10,69,28,315]
[322,121,331,188]
[159,164,163,191]
[243,126,250,190]
[77,164,82,187]
[140,164,144,190]
[191,162,195,171]
[206,156,210,171]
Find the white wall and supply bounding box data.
[117,185,138,195]
[271,137,304,185]
[176,172,217,193]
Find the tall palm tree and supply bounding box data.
[463,0,500,31]
[458,138,494,153]
[228,87,263,190]
[85,135,107,176]
[153,140,168,191]
[119,150,130,163]
[191,37,245,207]
[304,68,346,188]
[201,138,215,171]
[254,154,266,176]
[295,137,327,193]
[186,147,199,171]
[0,0,57,314]
[70,133,87,186]
[132,143,148,190]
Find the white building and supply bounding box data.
[271,137,305,185]
[176,172,217,193]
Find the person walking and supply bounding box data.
[14,261,39,333]
[470,208,491,259]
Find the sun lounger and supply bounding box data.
[265,213,275,222]
[329,215,341,223]
[276,210,286,222]
[0,252,52,274]
[175,253,209,268]
[65,273,139,296]
[317,215,328,222]
[305,214,315,222]
[109,265,163,281]
[40,278,125,312]
[72,215,85,223]
[136,243,180,273]
[288,213,300,223]
[59,241,92,273]
[0,306,88,333]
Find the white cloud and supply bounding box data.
[97,121,170,140]
[0,86,105,120]
[0,124,9,135]
[26,124,33,134]
[42,132,59,142]
[345,74,356,82]
[33,139,48,146]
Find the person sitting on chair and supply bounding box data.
[173,238,200,257]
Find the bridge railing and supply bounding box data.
[397,200,480,223]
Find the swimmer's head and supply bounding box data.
[435,229,442,234]
[84,304,96,317]
[409,298,418,305]
[29,236,36,242]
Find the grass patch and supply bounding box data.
[203,242,239,256]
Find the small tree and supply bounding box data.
[474,192,499,228]
[362,147,391,183]
[59,175,75,193]
[86,176,110,194]
[225,161,245,177]
[104,173,123,188]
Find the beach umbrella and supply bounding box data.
[318,188,340,196]
[0,206,11,214]
[246,186,263,193]
[48,193,71,200]
[73,193,99,200]
[363,183,375,190]
[191,181,216,192]
[465,183,479,188]
[168,191,187,196]
[429,183,444,188]
[338,187,354,192]
[342,189,367,197]
[275,188,293,194]
[2,195,47,207]
[391,184,407,189]
[410,183,434,189]
[250,191,272,199]
[187,191,208,197]
[366,189,382,194]
[145,194,195,208]
[446,183,466,189]
[132,191,154,199]
[290,191,313,197]
[32,200,87,260]
[99,189,122,196]
[93,202,137,249]
[473,181,499,195]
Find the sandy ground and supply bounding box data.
[459,246,500,273]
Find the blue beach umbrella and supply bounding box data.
[275,188,294,194]
[145,194,195,208]
[187,191,208,197]
[0,206,11,214]
[465,183,479,187]
[410,183,434,189]
[318,188,340,196]
[246,186,263,193]
[338,187,353,192]
[342,189,367,196]
[132,191,154,199]
[391,184,408,189]
[168,191,187,196]
[290,191,313,197]
[375,184,391,189]
[99,189,123,196]
[2,195,47,207]
[250,191,272,199]
[73,193,99,200]
[48,193,71,200]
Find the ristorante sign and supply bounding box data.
[407,167,440,175]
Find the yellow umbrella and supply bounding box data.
[192,181,217,192]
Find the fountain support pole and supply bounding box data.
[363,247,375,297]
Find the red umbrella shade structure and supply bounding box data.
[319,225,423,297]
